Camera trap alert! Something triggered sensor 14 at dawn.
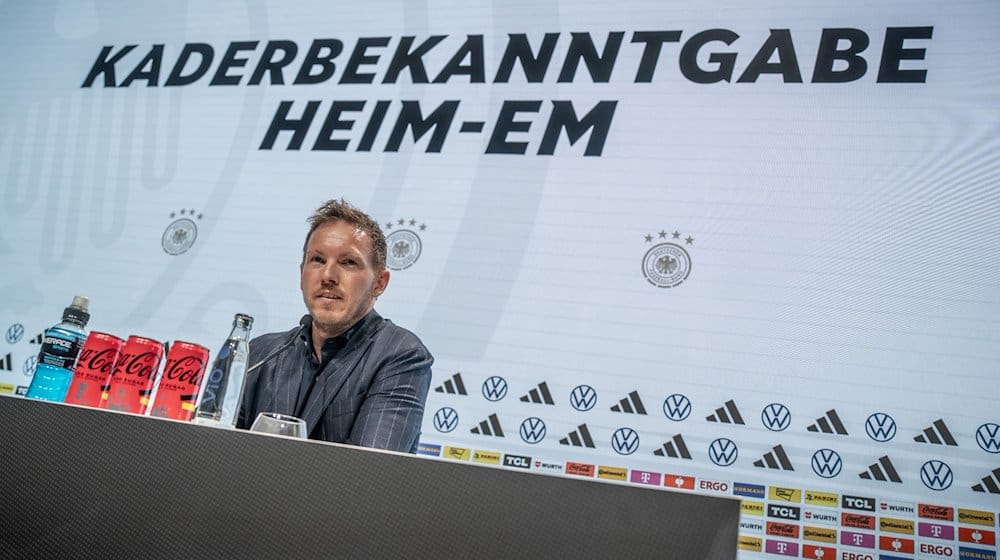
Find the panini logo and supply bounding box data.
[769,486,802,502]
[472,450,501,464]
[805,490,838,507]
[738,536,762,552]
[597,466,627,481]
[879,500,915,516]
[766,521,799,538]
[444,446,470,461]
[803,509,838,526]
[958,509,996,527]
[741,500,764,516]
[733,482,765,498]
[878,517,914,534]
[740,520,764,533]
[565,462,595,477]
[919,503,955,521]
[802,526,837,543]
[841,513,876,530]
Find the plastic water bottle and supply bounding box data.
[26,296,91,402]
[194,313,253,428]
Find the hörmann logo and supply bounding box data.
[733,482,765,498]
[767,504,801,521]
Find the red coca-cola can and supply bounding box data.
[100,335,164,415]
[148,341,209,421]
[64,332,124,407]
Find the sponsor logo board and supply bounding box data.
[764,539,799,556]
[805,490,839,507]
[958,509,995,527]
[416,442,442,456]
[878,535,914,554]
[842,513,876,530]
[841,531,876,549]
[959,546,997,560]
[803,526,838,543]
[804,508,839,526]
[472,449,501,464]
[596,465,627,481]
[443,446,470,461]
[767,521,800,538]
[878,517,914,534]
[742,500,765,516]
[663,473,695,490]
[565,461,594,477]
[503,454,531,469]
[738,536,762,552]
[733,482,766,498]
[630,469,660,486]
[919,521,957,540]
[770,486,802,502]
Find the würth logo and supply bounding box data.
[470,413,505,437]
[519,381,554,405]
[753,445,794,471]
[433,372,467,395]
[559,424,596,448]
[653,434,692,459]
[610,390,647,414]
[914,419,958,446]
[706,399,745,424]
[859,455,902,483]
[805,409,848,435]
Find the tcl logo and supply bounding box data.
[919,542,953,556]
[842,495,875,511]
[698,480,729,492]
[767,504,801,520]
[840,553,873,560]
[503,455,530,468]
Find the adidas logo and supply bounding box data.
[914,418,957,446]
[706,399,744,424]
[653,434,692,459]
[610,390,647,414]
[753,444,794,470]
[519,381,554,405]
[971,467,1000,494]
[29,333,43,344]
[0,353,11,372]
[806,409,848,435]
[559,424,596,448]
[470,414,504,437]
[859,455,902,483]
[434,372,467,395]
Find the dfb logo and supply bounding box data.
[569,384,597,411]
[662,393,691,421]
[611,427,640,455]
[920,460,953,491]
[433,407,459,433]
[976,422,1000,453]
[811,449,842,478]
[709,438,738,467]
[519,417,546,444]
[481,376,508,401]
[761,403,791,431]
[5,323,24,344]
[865,412,897,442]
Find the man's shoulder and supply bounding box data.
[375,317,432,357]
[250,325,300,352]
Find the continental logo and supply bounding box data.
[472,450,501,464]
[738,536,762,552]
[597,465,627,481]
[879,517,915,534]
[802,526,837,543]
[0,383,14,395]
[742,500,764,516]
[444,446,470,461]
[565,461,595,477]
[804,490,838,507]
[768,486,801,502]
[766,521,799,538]
[841,512,876,530]
[958,508,996,527]
[919,503,954,521]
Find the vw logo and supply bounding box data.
[920,460,953,491]
[662,393,692,421]
[481,376,508,401]
[5,323,24,344]
[975,423,1000,453]
[611,427,640,455]
[810,449,843,478]
[569,384,597,411]
[761,403,791,431]
[432,407,459,433]
[708,438,738,467]
[865,412,897,442]
[22,355,37,377]
[519,417,546,444]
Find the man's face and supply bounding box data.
[300,220,389,338]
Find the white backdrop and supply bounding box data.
[1,2,998,559]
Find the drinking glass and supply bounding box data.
[250,412,307,438]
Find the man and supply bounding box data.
[237,199,433,453]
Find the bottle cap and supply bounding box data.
[63,295,91,326]
[233,313,254,330]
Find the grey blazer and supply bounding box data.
[237,311,433,453]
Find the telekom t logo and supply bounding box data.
[931,525,942,537]
[852,533,864,546]
[640,472,651,484]
[775,542,787,554]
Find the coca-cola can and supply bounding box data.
[148,341,209,421]
[64,332,124,407]
[100,335,164,415]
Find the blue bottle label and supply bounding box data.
[39,327,84,369]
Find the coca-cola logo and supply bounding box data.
[164,355,206,386]
[79,348,120,375]
[116,351,161,379]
